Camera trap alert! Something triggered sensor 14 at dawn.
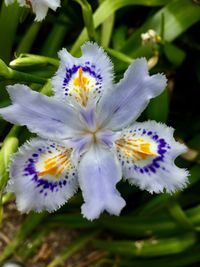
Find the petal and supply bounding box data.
[32,0,60,21]
[32,2,49,21]
[96,130,121,148]
[78,145,126,220]
[64,134,92,165]
[7,138,78,212]
[6,0,61,21]
[0,84,82,139]
[52,42,113,107]
[98,58,167,130]
[115,121,189,193]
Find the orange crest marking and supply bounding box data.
[38,151,72,178]
[116,137,157,161]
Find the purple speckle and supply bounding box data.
[149,166,156,173]
[62,64,102,91]
[43,183,49,189]
[153,162,160,168]
[153,135,158,140]
[130,131,170,175]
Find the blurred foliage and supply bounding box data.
[0,0,200,266]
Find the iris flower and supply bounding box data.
[5,0,60,21]
[0,43,189,220]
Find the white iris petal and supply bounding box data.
[5,0,60,21]
[0,42,189,220]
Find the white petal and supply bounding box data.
[52,42,113,107]
[78,145,125,220]
[115,121,189,193]
[7,138,78,212]
[5,0,60,21]
[98,58,167,130]
[31,2,49,21]
[31,0,60,21]
[0,84,82,139]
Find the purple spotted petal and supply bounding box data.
[52,42,113,107]
[7,138,78,212]
[115,121,189,193]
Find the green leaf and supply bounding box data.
[147,89,169,122]
[112,25,128,50]
[121,0,200,57]
[0,2,21,63]
[188,134,200,151]
[95,233,196,256]
[164,42,186,67]
[16,22,41,55]
[71,0,172,55]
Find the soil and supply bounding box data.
[0,202,106,267]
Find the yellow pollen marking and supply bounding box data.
[73,67,89,106]
[116,138,158,161]
[38,152,71,178]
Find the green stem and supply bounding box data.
[10,54,59,68]
[94,233,196,257]
[106,48,133,64]
[0,59,47,84]
[74,0,96,41]
[167,200,194,230]
[16,22,41,55]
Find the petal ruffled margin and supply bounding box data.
[0,84,82,139]
[52,42,114,107]
[98,58,167,130]
[115,121,189,193]
[7,138,78,212]
[78,145,126,220]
